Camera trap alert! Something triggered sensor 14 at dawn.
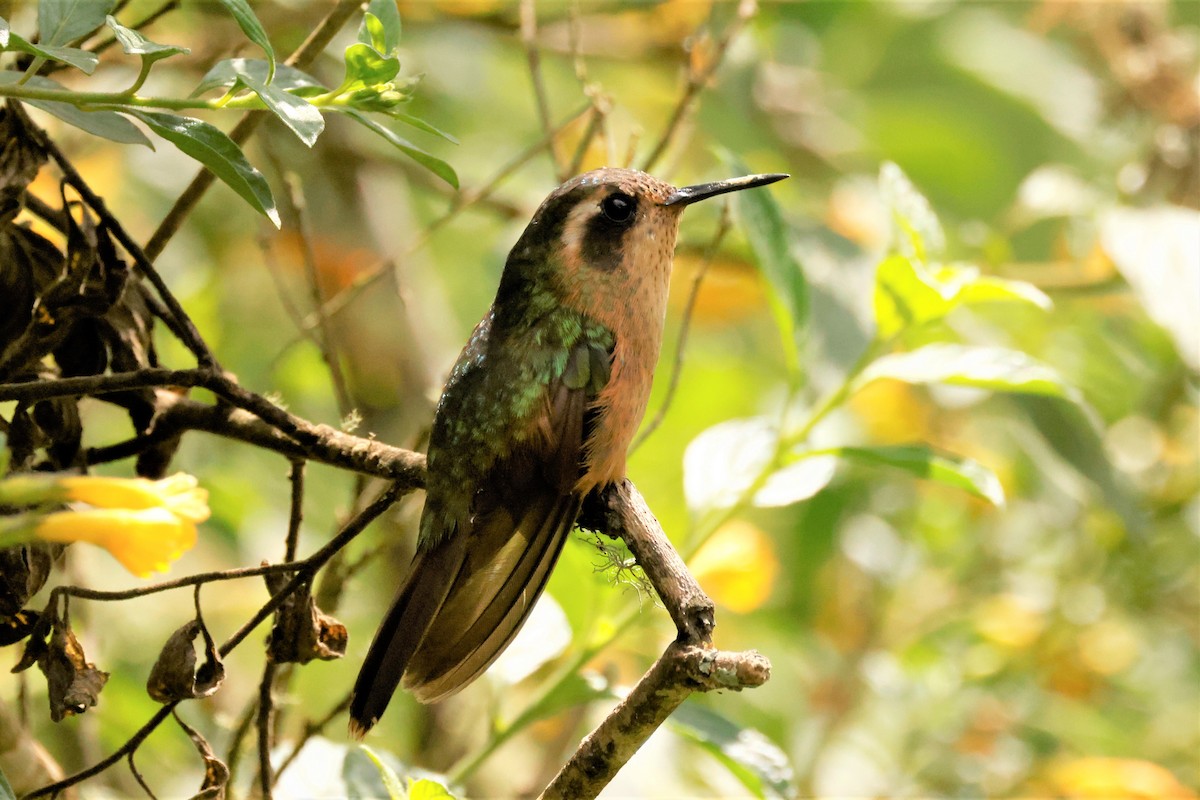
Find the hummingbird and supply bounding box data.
[348,166,787,737]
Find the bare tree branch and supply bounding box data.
[540,644,770,800]
[545,479,772,799]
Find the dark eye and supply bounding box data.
[601,193,636,224]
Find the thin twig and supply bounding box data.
[640,0,758,173]
[282,172,355,417]
[520,0,562,179]
[223,697,260,794]
[23,115,219,368]
[564,104,604,178]
[271,692,352,785]
[256,663,278,800]
[87,390,426,482]
[0,367,425,482]
[302,102,593,331]
[285,460,305,562]
[127,750,158,800]
[630,202,733,452]
[25,482,404,800]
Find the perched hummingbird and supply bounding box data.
[348,167,787,736]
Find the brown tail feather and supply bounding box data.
[347,533,468,738]
[402,491,581,703]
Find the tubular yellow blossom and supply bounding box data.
[58,473,211,523]
[0,471,210,578]
[33,507,199,578]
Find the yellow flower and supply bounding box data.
[1046,757,1196,799]
[0,472,209,578]
[32,507,199,578]
[689,520,780,614]
[58,473,210,524]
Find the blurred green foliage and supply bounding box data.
[2,0,1197,798]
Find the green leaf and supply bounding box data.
[670,704,795,800]
[344,109,458,188]
[237,73,324,147]
[873,255,1052,339]
[880,161,944,261]
[359,746,408,800]
[2,32,98,73]
[1017,396,1145,535]
[358,13,387,54]
[126,110,279,226]
[856,343,1080,401]
[953,270,1052,310]
[343,42,400,87]
[721,151,807,374]
[193,58,325,98]
[362,0,402,55]
[834,445,1005,506]
[873,254,949,339]
[215,0,275,82]
[39,0,112,46]
[104,15,189,64]
[0,73,149,145]
[407,779,457,800]
[388,110,459,144]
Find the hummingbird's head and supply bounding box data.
[505,167,787,318]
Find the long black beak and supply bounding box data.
[662,173,789,207]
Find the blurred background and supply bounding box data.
[3,0,1197,797]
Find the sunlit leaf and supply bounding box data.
[874,255,1051,339]
[215,0,275,82]
[362,0,402,55]
[856,344,1080,401]
[343,42,400,87]
[344,109,458,188]
[489,594,570,686]
[755,452,838,507]
[407,779,458,800]
[104,15,189,65]
[238,73,324,148]
[953,272,1052,311]
[126,110,279,226]
[0,73,148,145]
[1100,204,1200,370]
[834,444,1005,506]
[684,417,776,511]
[721,151,807,373]
[670,704,796,799]
[684,418,836,510]
[192,58,325,98]
[0,17,10,48]
[879,161,944,261]
[873,254,948,338]
[39,0,112,46]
